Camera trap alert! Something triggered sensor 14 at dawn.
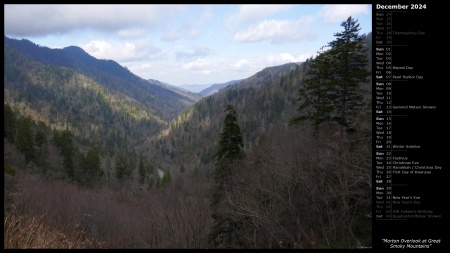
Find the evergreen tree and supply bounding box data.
[209,104,244,248]
[4,103,17,143]
[215,105,244,165]
[327,16,371,130]
[82,145,103,187]
[138,155,146,184]
[291,16,370,132]
[35,128,47,148]
[61,129,75,180]
[156,169,172,188]
[290,46,336,131]
[54,128,75,180]
[115,154,131,180]
[34,122,49,168]
[179,164,185,173]
[16,115,36,164]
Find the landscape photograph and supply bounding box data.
[4,4,372,249]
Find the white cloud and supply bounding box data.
[317,4,369,24]
[4,4,184,37]
[81,39,164,62]
[296,53,315,62]
[161,27,200,42]
[264,53,314,66]
[116,28,147,39]
[233,16,316,43]
[180,58,256,78]
[175,44,215,60]
[4,4,372,86]
[199,6,213,22]
[227,4,292,28]
[265,53,294,66]
[182,59,212,71]
[126,62,155,76]
[232,59,249,69]
[125,61,175,80]
[161,29,182,42]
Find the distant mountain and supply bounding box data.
[152,30,372,171]
[3,35,205,156]
[178,84,213,93]
[149,62,305,168]
[199,80,241,97]
[147,78,203,101]
[4,29,373,249]
[4,35,197,122]
[148,78,189,92]
[176,79,242,97]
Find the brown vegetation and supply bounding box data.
[211,124,372,248]
[4,202,105,249]
[4,165,213,249]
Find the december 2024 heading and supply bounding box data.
[376,4,427,10]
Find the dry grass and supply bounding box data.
[4,203,106,249]
[3,167,214,248]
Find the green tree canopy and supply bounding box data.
[327,16,371,130]
[215,104,244,164]
[4,103,17,144]
[290,46,336,130]
[16,115,36,164]
[291,16,370,133]
[115,154,131,180]
[138,155,147,184]
[209,104,244,248]
[81,145,103,187]
[54,128,75,180]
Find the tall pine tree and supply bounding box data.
[81,145,103,188]
[54,128,75,180]
[16,115,36,164]
[290,46,336,131]
[291,16,370,133]
[4,103,17,144]
[138,155,147,184]
[209,104,244,248]
[327,16,371,131]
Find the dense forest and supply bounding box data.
[4,16,372,248]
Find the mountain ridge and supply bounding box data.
[4,35,198,122]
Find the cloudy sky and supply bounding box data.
[4,4,372,86]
